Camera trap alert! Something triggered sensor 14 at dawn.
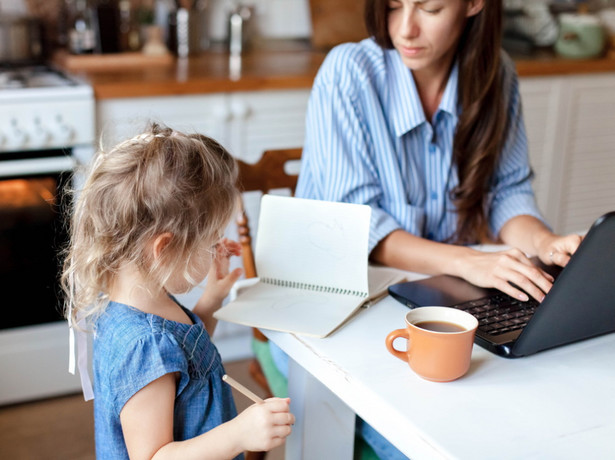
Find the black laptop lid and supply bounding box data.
[512,211,615,356]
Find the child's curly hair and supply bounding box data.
[61,122,239,327]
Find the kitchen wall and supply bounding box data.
[0,0,28,14]
[207,0,311,41]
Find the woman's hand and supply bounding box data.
[460,248,555,302]
[534,233,583,268]
[203,238,243,305]
[232,398,295,453]
[492,216,583,301]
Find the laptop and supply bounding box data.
[388,211,615,358]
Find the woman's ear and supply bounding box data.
[466,0,485,18]
[152,232,173,260]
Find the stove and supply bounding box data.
[0,64,95,405]
[0,65,94,155]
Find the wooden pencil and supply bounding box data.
[222,374,264,403]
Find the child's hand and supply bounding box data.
[233,398,295,453]
[204,238,243,304]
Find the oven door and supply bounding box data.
[0,150,75,330]
[0,149,83,404]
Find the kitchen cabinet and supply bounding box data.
[96,89,310,163]
[97,93,229,150]
[520,72,615,235]
[226,91,310,163]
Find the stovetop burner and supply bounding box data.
[0,65,79,90]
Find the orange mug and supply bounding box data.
[385,306,478,382]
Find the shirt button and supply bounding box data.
[429,144,437,154]
[430,191,438,200]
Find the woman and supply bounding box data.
[265,1,583,458]
[296,0,582,303]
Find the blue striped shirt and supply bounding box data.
[296,38,544,252]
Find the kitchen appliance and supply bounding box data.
[0,14,44,64]
[555,13,607,58]
[228,4,254,56]
[0,64,95,405]
[167,2,211,57]
[503,2,559,54]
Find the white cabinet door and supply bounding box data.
[520,72,615,234]
[96,89,310,163]
[555,74,615,234]
[96,93,230,148]
[519,77,565,226]
[227,89,309,163]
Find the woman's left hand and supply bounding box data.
[536,233,583,268]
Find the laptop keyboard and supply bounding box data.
[455,294,539,336]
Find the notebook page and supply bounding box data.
[367,265,408,300]
[255,195,371,295]
[216,282,365,337]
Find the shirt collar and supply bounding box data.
[387,50,460,137]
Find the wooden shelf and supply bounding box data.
[52,51,174,72]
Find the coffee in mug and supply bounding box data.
[385,306,478,382]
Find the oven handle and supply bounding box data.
[0,156,75,178]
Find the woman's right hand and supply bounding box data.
[372,229,555,303]
[459,248,554,303]
[233,397,295,453]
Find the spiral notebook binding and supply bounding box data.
[261,277,367,298]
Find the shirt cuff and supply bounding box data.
[489,192,548,237]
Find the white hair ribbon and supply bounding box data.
[68,313,94,401]
[67,271,94,401]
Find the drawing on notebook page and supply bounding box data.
[307,220,348,260]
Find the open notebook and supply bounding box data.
[215,195,405,337]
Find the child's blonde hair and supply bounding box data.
[62,122,239,327]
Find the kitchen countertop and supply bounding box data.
[58,44,328,100]
[57,42,615,100]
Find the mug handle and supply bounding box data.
[385,328,410,362]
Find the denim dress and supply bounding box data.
[93,301,242,460]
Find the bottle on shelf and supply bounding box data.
[118,0,143,52]
[68,0,97,54]
[95,0,121,53]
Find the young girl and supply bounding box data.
[62,123,294,459]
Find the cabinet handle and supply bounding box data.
[230,99,250,119]
[212,104,231,122]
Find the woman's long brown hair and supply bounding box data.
[366,0,507,244]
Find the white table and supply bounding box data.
[263,277,615,459]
